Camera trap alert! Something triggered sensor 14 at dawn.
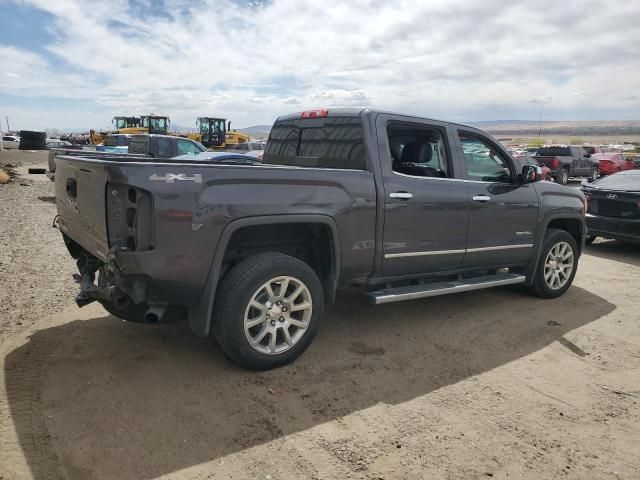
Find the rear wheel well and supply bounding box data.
[547,218,583,253]
[221,222,336,300]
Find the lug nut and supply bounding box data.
[279,316,285,322]
[282,307,287,312]
[270,319,276,327]
[276,301,281,306]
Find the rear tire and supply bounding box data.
[557,168,569,185]
[529,229,579,299]
[212,252,324,370]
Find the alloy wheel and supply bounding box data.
[544,241,574,290]
[244,276,312,355]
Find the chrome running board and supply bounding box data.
[367,273,526,305]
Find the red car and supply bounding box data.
[592,152,636,175]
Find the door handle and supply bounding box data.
[389,192,413,200]
[472,194,491,202]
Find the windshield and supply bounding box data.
[114,117,140,129]
[197,118,225,146]
[142,116,169,134]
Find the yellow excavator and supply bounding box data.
[187,117,251,149]
[90,115,171,145]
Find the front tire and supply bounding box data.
[529,229,579,299]
[212,253,324,370]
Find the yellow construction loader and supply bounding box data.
[188,117,251,149]
[90,115,170,144]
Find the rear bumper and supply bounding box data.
[586,213,640,244]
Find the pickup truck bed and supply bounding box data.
[55,108,587,369]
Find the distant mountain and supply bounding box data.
[237,125,272,137]
[473,120,640,136]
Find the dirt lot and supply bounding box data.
[1,152,639,479]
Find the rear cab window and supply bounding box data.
[537,147,571,157]
[264,114,367,170]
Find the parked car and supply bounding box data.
[591,152,636,175]
[244,150,264,161]
[54,108,586,370]
[46,139,73,149]
[47,134,207,180]
[2,135,20,149]
[225,142,264,152]
[96,134,133,152]
[535,145,600,185]
[128,134,206,157]
[582,170,640,244]
[172,151,261,164]
[513,154,552,181]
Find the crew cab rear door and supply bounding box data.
[376,114,469,276]
[453,128,539,268]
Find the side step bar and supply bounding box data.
[367,273,526,305]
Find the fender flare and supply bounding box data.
[524,212,586,286]
[188,214,341,337]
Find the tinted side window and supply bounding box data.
[264,117,366,170]
[177,139,200,155]
[156,138,172,157]
[387,122,450,178]
[459,133,513,183]
[128,137,148,154]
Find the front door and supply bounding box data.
[378,117,470,277]
[454,129,540,268]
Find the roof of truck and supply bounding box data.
[274,108,480,131]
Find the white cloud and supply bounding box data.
[2,0,640,129]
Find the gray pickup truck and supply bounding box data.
[54,108,587,370]
[535,145,600,185]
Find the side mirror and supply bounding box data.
[522,165,542,183]
[584,153,591,158]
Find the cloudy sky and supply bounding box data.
[1,0,639,131]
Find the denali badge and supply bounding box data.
[607,194,618,199]
[149,173,202,184]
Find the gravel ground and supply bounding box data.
[0,152,76,342]
[0,153,639,479]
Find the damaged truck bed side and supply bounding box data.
[54,108,587,370]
